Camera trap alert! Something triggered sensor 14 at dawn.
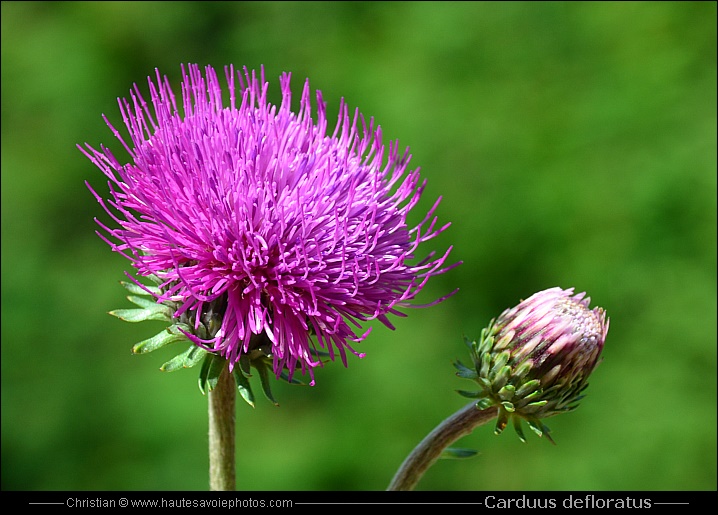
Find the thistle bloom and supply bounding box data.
[456,287,609,442]
[80,63,457,386]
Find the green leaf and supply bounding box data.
[497,383,516,401]
[492,365,511,390]
[160,344,207,372]
[238,354,252,378]
[477,377,492,390]
[453,360,478,379]
[198,354,213,394]
[475,397,494,410]
[198,354,227,393]
[489,351,510,376]
[108,308,171,323]
[279,371,304,385]
[477,326,495,354]
[126,295,172,313]
[132,326,189,354]
[462,335,475,350]
[456,389,482,399]
[184,345,208,369]
[515,379,541,398]
[441,448,479,460]
[479,350,492,378]
[254,361,279,406]
[525,417,555,444]
[513,417,527,443]
[494,410,509,436]
[522,400,549,414]
[119,281,161,296]
[500,400,516,412]
[522,389,544,402]
[232,367,256,407]
[493,332,514,351]
[512,361,533,381]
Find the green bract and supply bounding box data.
[454,287,609,443]
[109,277,305,406]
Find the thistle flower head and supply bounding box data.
[81,64,458,388]
[455,287,609,442]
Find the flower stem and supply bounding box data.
[386,402,499,491]
[208,364,236,490]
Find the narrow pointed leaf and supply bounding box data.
[526,418,546,438]
[109,308,171,323]
[513,417,527,443]
[454,360,478,379]
[475,397,494,410]
[440,448,479,460]
[132,327,189,354]
[279,370,304,385]
[497,384,516,401]
[494,411,509,435]
[198,354,214,395]
[161,344,207,372]
[201,354,227,393]
[119,281,161,296]
[456,389,482,399]
[521,400,549,414]
[238,354,252,377]
[500,400,515,412]
[254,361,279,406]
[233,368,255,407]
[126,295,172,314]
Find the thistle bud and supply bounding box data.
[455,287,609,443]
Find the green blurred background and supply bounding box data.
[2,1,716,491]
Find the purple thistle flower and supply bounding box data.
[81,63,458,386]
[456,287,609,442]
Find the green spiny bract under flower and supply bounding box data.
[110,276,312,406]
[455,287,609,443]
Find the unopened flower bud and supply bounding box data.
[455,287,609,443]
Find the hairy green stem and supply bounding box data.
[208,365,236,490]
[386,402,499,491]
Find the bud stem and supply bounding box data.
[386,402,499,491]
[208,364,236,490]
